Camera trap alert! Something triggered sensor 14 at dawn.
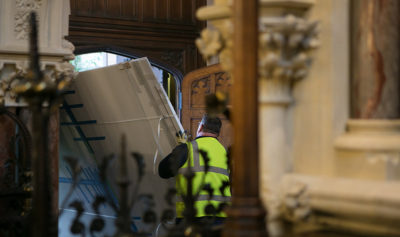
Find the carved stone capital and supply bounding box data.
[0,58,75,106]
[258,14,319,83]
[257,0,318,108]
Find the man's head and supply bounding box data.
[196,114,222,137]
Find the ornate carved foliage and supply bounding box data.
[196,20,233,73]
[0,62,28,104]
[215,71,231,93]
[190,71,231,109]
[259,15,319,82]
[280,180,311,222]
[15,0,43,40]
[196,29,223,61]
[160,50,184,73]
[0,61,75,106]
[191,76,211,108]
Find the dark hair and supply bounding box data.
[200,114,222,135]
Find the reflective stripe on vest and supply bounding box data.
[176,138,231,218]
[178,140,230,177]
[176,194,231,202]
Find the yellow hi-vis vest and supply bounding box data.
[176,137,231,218]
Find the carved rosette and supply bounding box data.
[161,50,184,73]
[15,0,43,40]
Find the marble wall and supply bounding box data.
[351,0,400,119]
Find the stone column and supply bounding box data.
[258,1,317,235]
[335,0,400,180]
[0,0,75,232]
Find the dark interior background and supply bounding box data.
[68,0,207,82]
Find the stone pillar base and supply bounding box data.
[335,119,400,180]
[281,174,400,237]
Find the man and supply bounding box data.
[158,114,231,224]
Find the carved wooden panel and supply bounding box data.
[191,76,212,108]
[71,0,138,19]
[70,0,197,24]
[68,0,207,77]
[182,64,232,148]
[215,71,231,93]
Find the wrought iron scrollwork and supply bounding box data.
[60,129,232,237]
[60,135,152,236]
[0,107,33,236]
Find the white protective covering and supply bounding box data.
[59,58,182,236]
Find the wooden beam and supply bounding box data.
[223,0,268,236]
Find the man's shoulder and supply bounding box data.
[196,137,225,149]
[175,142,189,151]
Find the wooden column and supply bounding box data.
[222,0,268,236]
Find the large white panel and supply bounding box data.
[59,58,182,235]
